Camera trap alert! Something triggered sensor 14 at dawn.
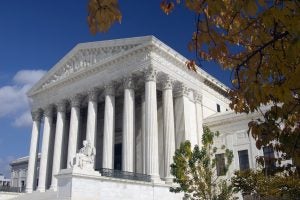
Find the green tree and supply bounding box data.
[170,126,235,200]
[232,169,300,200]
[87,0,300,172]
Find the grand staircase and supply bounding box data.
[12,190,57,200]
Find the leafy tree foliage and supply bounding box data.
[169,126,235,200]
[87,0,121,33]
[232,169,300,200]
[87,0,300,172]
[162,0,300,174]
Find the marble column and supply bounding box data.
[194,92,204,148]
[174,84,193,146]
[102,84,115,169]
[67,95,82,167]
[162,77,176,183]
[50,100,67,191]
[122,77,135,172]
[86,88,98,152]
[37,105,54,192]
[26,110,42,193]
[144,68,160,182]
[141,95,146,174]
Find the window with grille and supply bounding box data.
[215,153,226,176]
[238,150,250,170]
[217,104,221,112]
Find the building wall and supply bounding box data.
[10,159,40,189]
[204,112,265,180]
[202,88,229,118]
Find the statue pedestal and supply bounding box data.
[55,140,182,200]
[56,168,183,200]
[56,168,101,200]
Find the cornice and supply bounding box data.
[29,45,152,98]
[203,111,263,127]
[28,36,231,105]
[149,37,230,95]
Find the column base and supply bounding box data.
[150,175,164,184]
[25,188,33,193]
[49,184,57,191]
[36,187,46,193]
[164,177,174,184]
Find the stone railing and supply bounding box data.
[98,168,151,182]
[0,186,25,193]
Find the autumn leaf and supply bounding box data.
[160,0,175,15]
[87,0,122,34]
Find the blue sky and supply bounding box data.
[0,0,231,177]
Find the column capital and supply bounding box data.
[44,105,54,117]
[174,83,190,97]
[123,76,135,90]
[56,100,67,112]
[144,68,157,82]
[194,91,202,103]
[161,76,173,90]
[31,110,42,121]
[88,88,99,102]
[104,83,115,96]
[70,94,82,107]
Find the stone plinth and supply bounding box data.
[56,169,183,200]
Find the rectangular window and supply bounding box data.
[217,104,221,112]
[238,150,250,170]
[263,146,276,171]
[215,153,226,176]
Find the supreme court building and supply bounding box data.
[16,36,263,200]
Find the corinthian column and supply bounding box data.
[102,84,115,169]
[162,76,176,183]
[122,77,135,172]
[26,110,42,193]
[141,95,146,174]
[50,100,67,191]
[37,105,54,192]
[174,84,192,147]
[67,95,82,167]
[86,88,98,153]
[194,92,204,148]
[144,68,160,182]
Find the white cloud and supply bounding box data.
[13,70,46,85]
[13,111,32,127]
[0,69,46,127]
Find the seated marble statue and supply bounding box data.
[71,140,96,170]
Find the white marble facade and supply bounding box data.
[25,36,230,199]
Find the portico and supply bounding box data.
[25,36,229,198]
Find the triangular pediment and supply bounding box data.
[28,36,154,96]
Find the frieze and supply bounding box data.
[41,45,139,89]
[34,48,151,98]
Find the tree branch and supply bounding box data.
[235,31,289,73]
